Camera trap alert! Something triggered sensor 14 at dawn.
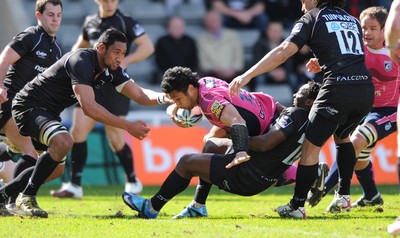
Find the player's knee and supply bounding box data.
[353,123,377,148]
[175,154,197,176]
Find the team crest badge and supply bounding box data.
[384,61,392,72]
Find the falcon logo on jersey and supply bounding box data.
[384,61,393,72]
[211,100,224,118]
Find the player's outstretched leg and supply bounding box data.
[306,162,330,207]
[172,200,208,219]
[122,192,158,219]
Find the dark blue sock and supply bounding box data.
[355,161,378,200]
[324,160,339,195]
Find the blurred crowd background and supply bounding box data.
[0,0,395,119]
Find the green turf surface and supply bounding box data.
[1,184,398,237]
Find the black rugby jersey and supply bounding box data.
[81,9,145,51]
[246,107,309,178]
[13,48,130,118]
[5,25,62,96]
[286,6,371,84]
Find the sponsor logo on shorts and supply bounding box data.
[326,107,338,115]
[260,176,278,183]
[385,122,392,131]
[336,75,369,81]
[222,180,231,191]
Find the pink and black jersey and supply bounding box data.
[198,77,276,136]
[364,46,400,108]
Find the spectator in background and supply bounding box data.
[196,11,244,82]
[250,21,294,91]
[164,0,206,15]
[212,0,268,32]
[153,16,198,84]
[264,0,303,31]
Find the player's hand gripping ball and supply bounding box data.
[166,104,203,128]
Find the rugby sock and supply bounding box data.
[193,179,212,205]
[70,142,87,186]
[336,142,357,195]
[14,155,36,178]
[3,166,35,203]
[324,160,339,195]
[116,144,136,183]
[23,153,59,196]
[355,161,378,200]
[0,143,16,162]
[291,163,318,209]
[150,170,190,211]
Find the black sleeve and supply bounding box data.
[8,31,36,58]
[274,108,297,138]
[110,68,130,87]
[285,13,314,50]
[125,17,146,41]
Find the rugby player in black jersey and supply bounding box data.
[0,0,63,214]
[229,0,374,218]
[51,0,154,199]
[121,81,324,219]
[2,29,168,218]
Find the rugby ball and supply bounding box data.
[166,104,203,128]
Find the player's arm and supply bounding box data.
[119,79,170,106]
[120,34,154,69]
[0,46,21,102]
[220,104,251,168]
[73,83,150,139]
[71,34,90,50]
[248,125,286,152]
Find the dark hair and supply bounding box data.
[161,67,199,94]
[306,80,321,100]
[97,29,127,49]
[36,0,63,14]
[316,0,346,8]
[359,6,388,29]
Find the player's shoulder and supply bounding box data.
[115,9,137,22]
[281,107,308,119]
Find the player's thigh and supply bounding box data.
[70,106,96,141]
